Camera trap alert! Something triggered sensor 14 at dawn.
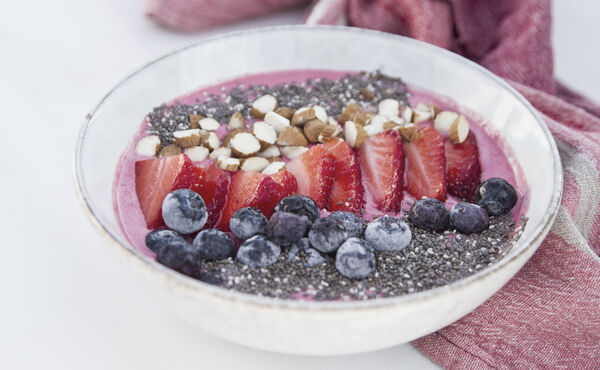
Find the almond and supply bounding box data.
[318,124,342,143]
[397,124,423,142]
[135,135,161,156]
[339,103,372,125]
[228,111,245,130]
[251,94,278,118]
[303,119,327,143]
[291,106,327,126]
[240,157,270,173]
[431,103,441,118]
[383,121,400,131]
[223,128,248,148]
[449,115,470,144]
[378,99,399,118]
[280,146,309,159]
[189,114,205,129]
[261,161,286,175]
[364,115,386,137]
[184,146,209,162]
[230,132,261,157]
[433,111,459,133]
[413,102,434,123]
[217,156,240,171]
[400,106,413,123]
[173,128,202,148]
[252,121,277,148]
[277,126,308,147]
[275,107,296,120]
[201,131,221,151]
[359,87,375,101]
[159,144,182,157]
[328,116,340,126]
[344,121,368,148]
[256,145,280,158]
[198,117,220,131]
[209,147,231,160]
[264,111,290,133]
[269,156,282,162]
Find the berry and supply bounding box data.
[266,211,307,246]
[155,238,200,277]
[287,237,310,261]
[404,126,447,201]
[364,216,412,252]
[308,216,349,253]
[445,133,481,200]
[305,248,329,267]
[195,270,223,286]
[193,229,235,261]
[145,229,187,254]
[215,171,278,231]
[449,203,489,234]
[229,207,267,240]
[474,178,517,216]
[275,195,320,224]
[356,130,404,212]
[236,235,281,268]
[409,198,449,232]
[161,188,208,234]
[286,144,335,208]
[328,211,364,238]
[335,238,376,280]
[270,170,298,203]
[324,138,364,213]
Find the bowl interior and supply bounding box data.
[75,26,560,306]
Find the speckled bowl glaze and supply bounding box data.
[74,26,562,355]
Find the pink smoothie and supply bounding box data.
[113,70,529,257]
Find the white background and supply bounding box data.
[1,1,597,369]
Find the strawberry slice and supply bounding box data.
[404,125,447,201]
[445,132,481,200]
[356,130,404,212]
[270,169,298,201]
[215,171,279,231]
[286,144,335,209]
[135,154,193,229]
[324,138,364,213]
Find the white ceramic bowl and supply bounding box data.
[74,26,562,355]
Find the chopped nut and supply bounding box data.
[184,146,209,162]
[431,103,441,117]
[251,94,278,118]
[383,121,400,131]
[228,111,245,130]
[230,132,261,157]
[400,106,413,123]
[223,128,248,147]
[397,124,423,142]
[280,146,309,159]
[434,111,459,133]
[173,128,202,148]
[256,145,280,158]
[364,115,386,137]
[291,106,327,126]
[344,121,368,148]
[217,156,240,171]
[264,111,290,133]
[275,107,296,120]
[277,126,308,146]
[378,99,399,118]
[328,116,340,126]
[262,161,286,175]
[303,119,327,143]
[240,157,270,172]
[449,115,470,143]
[252,121,277,148]
[339,103,372,125]
[189,114,205,129]
[159,144,182,157]
[209,147,231,160]
[201,132,221,151]
[413,102,434,123]
[318,124,343,143]
[135,135,161,156]
[198,117,220,131]
[359,87,375,101]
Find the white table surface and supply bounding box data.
[1,1,597,369]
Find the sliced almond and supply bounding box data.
[378,99,399,118]
[228,111,245,130]
[264,111,290,134]
[173,128,202,148]
[400,106,413,123]
[198,117,220,131]
[359,87,375,101]
[344,121,368,148]
[339,103,372,125]
[252,121,277,148]
[318,124,343,143]
[159,144,182,157]
[189,114,205,129]
[449,115,470,144]
[303,119,327,143]
[262,161,286,175]
[397,124,423,142]
[275,107,296,120]
[280,146,309,159]
[256,145,280,158]
[230,132,261,157]
[413,102,434,123]
[217,156,240,171]
[223,128,248,148]
[135,135,161,156]
[433,111,459,133]
[240,157,270,173]
[251,94,278,118]
[201,132,221,151]
[277,126,308,147]
[209,147,231,160]
[184,146,209,162]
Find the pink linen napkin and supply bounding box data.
[145,0,600,367]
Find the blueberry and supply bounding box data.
[193,229,235,261]
[145,229,187,254]
[229,207,267,240]
[364,216,412,252]
[275,195,320,224]
[161,189,208,234]
[335,238,376,280]
[155,239,201,276]
[409,198,449,232]
[305,248,329,267]
[236,235,281,268]
[474,178,517,216]
[287,237,310,261]
[308,216,350,253]
[328,211,364,238]
[195,270,223,286]
[450,202,489,234]
[266,211,307,246]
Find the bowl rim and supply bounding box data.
[73,25,563,311]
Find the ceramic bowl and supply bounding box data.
[74,26,562,355]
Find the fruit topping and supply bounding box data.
[328,211,364,238]
[193,229,235,261]
[275,195,320,225]
[285,144,335,208]
[409,198,449,233]
[308,217,349,253]
[364,216,412,252]
[229,207,268,240]
[155,238,200,277]
[287,237,310,261]
[404,125,447,201]
[305,248,329,267]
[270,169,298,200]
[335,238,376,280]
[236,235,281,268]
[145,229,187,254]
[161,189,208,234]
[474,178,517,216]
[266,211,307,246]
[445,132,481,200]
[324,138,364,213]
[449,203,489,234]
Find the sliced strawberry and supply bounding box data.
[324,138,364,213]
[270,169,298,201]
[356,130,404,212]
[445,132,481,200]
[215,171,279,231]
[286,144,335,208]
[135,154,193,229]
[404,126,447,201]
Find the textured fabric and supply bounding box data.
[144,0,600,366]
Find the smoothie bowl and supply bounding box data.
[74,26,562,355]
